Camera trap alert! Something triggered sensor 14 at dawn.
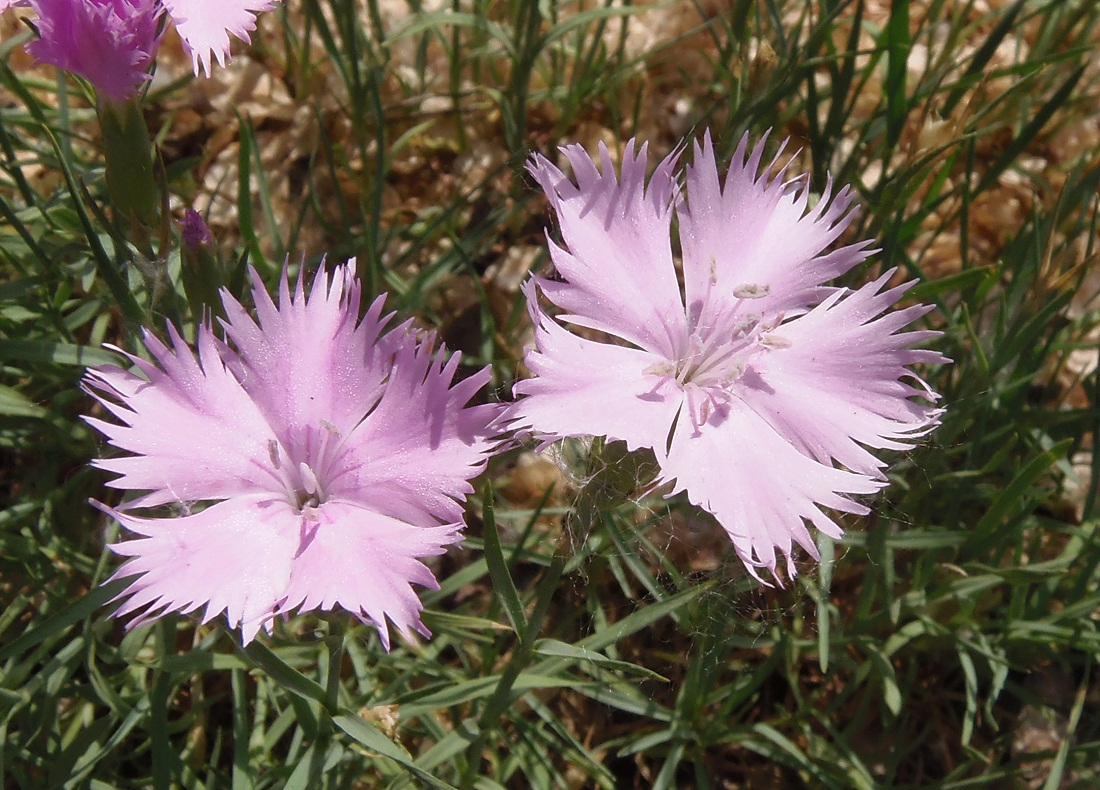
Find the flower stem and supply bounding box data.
[97,96,158,229]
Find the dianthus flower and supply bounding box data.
[9,0,282,84]
[24,0,162,102]
[508,133,946,580]
[163,0,280,76]
[84,261,500,645]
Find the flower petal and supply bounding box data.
[743,271,947,477]
[279,500,460,649]
[83,321,282,508]
[220,263,399,454]
[27,0,161,102]
[325,328,501,526]
[528,140,687,357]
[510,286,683,454]
[103,494,299,643]
[660,401,883,580]
[679,132,874,320]
[162,0,276,75]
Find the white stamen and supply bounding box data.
[722,362,747,385]
[733,283,770,299]
[732,315,759,336]
[300,462,319,496]
[760,334,791,349]
[645,360,677,378]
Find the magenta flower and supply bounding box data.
[179,208,214,248]
[84,261,500,645]
[162,0,281,76]
[508,133,947,581]
[25,0,162,102]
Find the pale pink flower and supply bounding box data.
[84,261,500,645]
[25,0,162,102]
[509,133,947,580]
[162,0,280,76]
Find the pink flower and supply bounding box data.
[25,0,162,102]
[84,261,500,645]
[16,0,282,84]
[508,133,947,581]
[162,0,280,76]
[179,208,213,248]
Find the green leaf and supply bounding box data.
[0,580,126,663]
[573,584,709,654]
[533,639,669,681]
[961,439,1073,559]
[867,650,902,717]
[480,488,526,637]
[333,713,456,788]
[0,384,47,418]
[0,338,122,368]
[399,674,577,720]
[240,642,328,708]
[881,0,910,149]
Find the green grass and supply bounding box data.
[2,0,1100,787]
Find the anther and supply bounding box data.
[732,283,770,299]
[268,440,281,469]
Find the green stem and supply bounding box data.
[97,96,158,229]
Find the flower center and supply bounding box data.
[646,284,789,433]
[264,420,344,519]
[294,461,324,511]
